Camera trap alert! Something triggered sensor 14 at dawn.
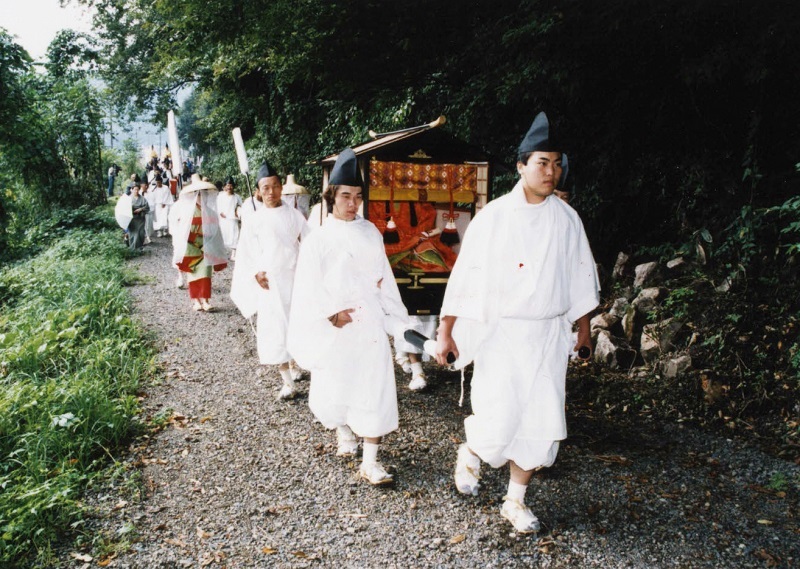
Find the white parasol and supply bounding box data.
[114,194,133,229]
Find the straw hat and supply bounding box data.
[180,173,217,195]
[282,174,309,195]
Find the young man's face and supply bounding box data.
[258,176,283,208]
[516,151,562,204]
[332,185,362,221]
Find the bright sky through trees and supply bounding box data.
[0,0,94,61]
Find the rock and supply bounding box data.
[633,261,659,289]
[594,330,636,369]
[632,287,663,314]
[666,257,685,270]
[622,305,638,342]
[612,252,629,280]
[609,297,631,318]
[590,312,619,334]
[663,355,692,378]
[640,318,684,364]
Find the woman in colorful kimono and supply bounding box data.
[171,174,228,311]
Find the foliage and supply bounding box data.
[0,221,153,565]
[0,28,108,262]
[76,0,800,265]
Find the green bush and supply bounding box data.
[0,225,153,565]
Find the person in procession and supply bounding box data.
[287,148,409,486]
[217,176,243,261]
[152,175,174,238]
[434,112,600,533]
[171,173,228,311]
[142,181,156,245]
[393,315,437,391]
[127,182,150,252]
[231,163,309,399]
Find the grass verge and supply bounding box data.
[0,217,154,566]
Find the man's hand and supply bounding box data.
[435,315,459,365]
[329,308,355,328]
[255,272,269,289]
[574,314,592,360]
[220,212,227,218]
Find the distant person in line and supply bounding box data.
[152,176,173,238]
[232,163,309,400]
[216,176,243,261]
[288,148,409,486]
[435,112,600,534]
[127,182,150,252]
[125,173,139,196]
[141,181,155,245]
[171,174,228,312]
[107,163,119,197]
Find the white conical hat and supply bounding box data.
[180,173,217,195]
[282,174,309,195]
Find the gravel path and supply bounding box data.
[68,237,798,568]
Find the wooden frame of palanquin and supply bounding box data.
[316,120,493,315]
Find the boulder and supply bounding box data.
[633,261,660,289]
[590,312,619,333]
[663,355,692,378]
[640,318,684,364]
[612,252,630,280]
[632,287,663,314]
[594,330,636,369]
[609,297,631,318]
[666,256,685,270]
[622,304,639,342]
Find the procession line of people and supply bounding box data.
[155,111,600,534]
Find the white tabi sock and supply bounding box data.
[279,368,294,387]
[507,480,528,503]
[362,442,379,467]
[410,361,424,375]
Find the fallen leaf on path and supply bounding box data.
[196,526,212,539]
[164,538,188,548]
[594,454,631,465]
[69,552,92,562]
[262,547,277,554]
[449,534,466,544]
[757,519,774,525]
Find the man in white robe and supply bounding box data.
[231,163,309,399]
[141,181,156,244]
[216,176,243,260]
[288,149,409,486]
[152,177,174,237]
[435,112,600,534]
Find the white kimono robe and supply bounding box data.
[152,185,173,231]
[441,182,600,471]
[143,188,156,238]
[239,196,263,225]
[231,205,309,365]
[216,192,243,251]
[288,216,409,438]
